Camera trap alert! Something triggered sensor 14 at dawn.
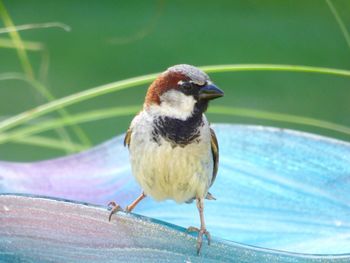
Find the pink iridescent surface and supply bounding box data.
[1,124,350,262]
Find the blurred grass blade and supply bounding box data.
[0,37,44,51]
[0,72,91,147]
[0,106,140,143]
[13,135,86,152]
[0,1,34,79]
[0,64,350,134]
[325,0,350,50]
[0,22,70,34]
[209,106,350,136]
[0,72,47,91]
[39,46,50,83]
[0,1,91,148]
[0,73,158,133]
[1,105,350,145]
[200,64,350,76]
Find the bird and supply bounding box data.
[108,64,224,254]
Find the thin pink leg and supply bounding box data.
[125,192,146,212]
[187,198,211,255]
[108,192,146,221]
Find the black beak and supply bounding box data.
[198,83,224,100]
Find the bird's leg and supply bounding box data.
[187,198,211,255]
[108,201,123,221]
[125,192,146,212]
[108,192,146,221]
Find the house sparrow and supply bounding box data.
[109,64,224,254]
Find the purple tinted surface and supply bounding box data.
[0,195,348,263]
[1,124,350,258]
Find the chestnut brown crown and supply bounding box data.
[145,64,223,107]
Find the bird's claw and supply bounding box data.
[108,201,124,221]
[187,226,211,255]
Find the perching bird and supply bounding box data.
[108,64,224,254]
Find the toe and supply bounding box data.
[197,232,203,255]
[108,204,123,222]
[187,226,200,233]
[186,226,210,254]
[107,201,117,210]
[205,230,211,245]
[108,210,115,222]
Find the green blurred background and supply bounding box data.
[0,0,349,161]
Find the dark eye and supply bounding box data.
[179,81,194,91]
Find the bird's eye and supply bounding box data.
[179,81,194,90]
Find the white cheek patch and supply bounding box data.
[150,90,196,120]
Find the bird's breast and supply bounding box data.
[128,112,213,203]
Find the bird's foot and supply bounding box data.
[107,201,125,221]
[187,226,211,255]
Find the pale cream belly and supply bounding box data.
[130,139,213,203]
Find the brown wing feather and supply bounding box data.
[209,127,219,187]
[124,128,132,148]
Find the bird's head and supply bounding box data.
[145,64,224,119]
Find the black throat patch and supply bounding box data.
[152,111,204,147]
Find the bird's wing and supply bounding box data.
[209,127,219,187]
[124,128,132,148]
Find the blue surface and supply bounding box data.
[1,124,350,262]
[1,194,349,263]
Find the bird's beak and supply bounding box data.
[198,83,224,100]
